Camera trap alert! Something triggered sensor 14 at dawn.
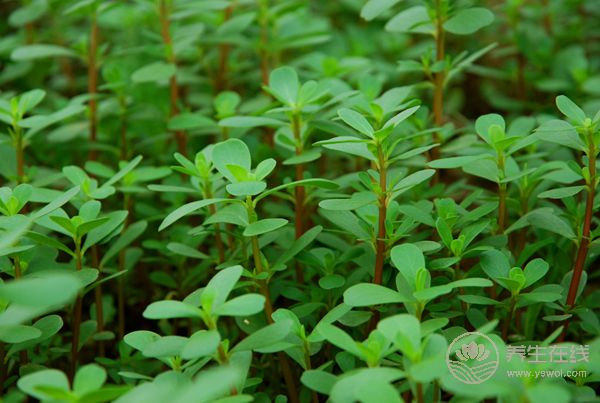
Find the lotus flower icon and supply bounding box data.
[456,341,490,362]
[446,332,499,384]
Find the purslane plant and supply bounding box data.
[535,96,599,337]
[157,138,336,400]
[2,0,600,401]
[318,92,434,286]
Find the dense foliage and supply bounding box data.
[0,0,599,402]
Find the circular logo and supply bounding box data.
[446,331,499,384]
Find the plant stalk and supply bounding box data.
[119,95,128,160]
[258,0,270,85]
[92,246,105,357]
[70,240,84,381]
[565,132,597,308]
[215,4,234,91]
[13,256,28,365]
[159,0,187,155]
[374,143,387,285]
[502,297,516,340]
[431,0,445,161]
[88,12,99,161]
[15,126,24,184]
[292,112,306,283]
[117,193,132,339]
[246,197,299,403]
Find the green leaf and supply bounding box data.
[232,321,292,352]
[254,158,276,180]
[538,186,585,199]
[475,113,505,144]
[74,364,106,395]
[525,208,576,240]
[159,198,230,231]
[479,250,510,279]
[215,294,265,316]
[101,220,147,265]
[31,186,80,219]
[427,155,485,169]
[385,6,431,33]
[377,314,421,357]
[123,330,160,352]
[218,116,285,128]
[523,258,549,288]
[391,244,425,290]
[444,8,494,35]
[0,271,81,307]
[19,89,46,114]
[255,178,338,204]
[447,278,493,288]
[243,218,288,237]
[168,113,214,131]
[104,155,143,188]
[315,323,362,358]
[344,283,407,307]
[413,285,452,301]
[267,66,299,106]
[458,295,500,305]
[556,95,586,124]
[166,242,209,259]
[181,330,220,360]
[392,169,435,197]
[319,274,345,289]
[83,211,128,253]
[338,108,374,138]
[142,336,187,358]
[226,181,266,197]
[383,105,420,129]
[143,301,201,319]
[316,136,375,160]
[273,225,322,268]
[361,0,402,21]
[319,192,377,210]
[463,158,499,182]
[17,369,70,401]
[9,0,48,27]
[11,44,76,61]
[79,386,132,403]
[8,315,63,355]
[0,325,42,343]
[205,265,244,306]
[212,139,252,182]
[535,120,586,151]
[131,62,176,83]
[301,370,337,395]
[330,368,404,403]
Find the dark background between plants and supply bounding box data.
[0,0,599,402]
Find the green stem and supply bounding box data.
[12,124,25,184]
[88,11,99,161]
[245,197,299,403]
[303,340,319,403]
[565,130,596,308]
[92,246,105,357]
[497,151,507,233]
[292,112,305,283]
[70,240,83,382]
[159,0,186,155]
[431,0,445,161]
[502,297,516,341]
[373,143,387,285]
[416,382,424,403]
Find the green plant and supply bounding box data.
[1,1,600,401]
